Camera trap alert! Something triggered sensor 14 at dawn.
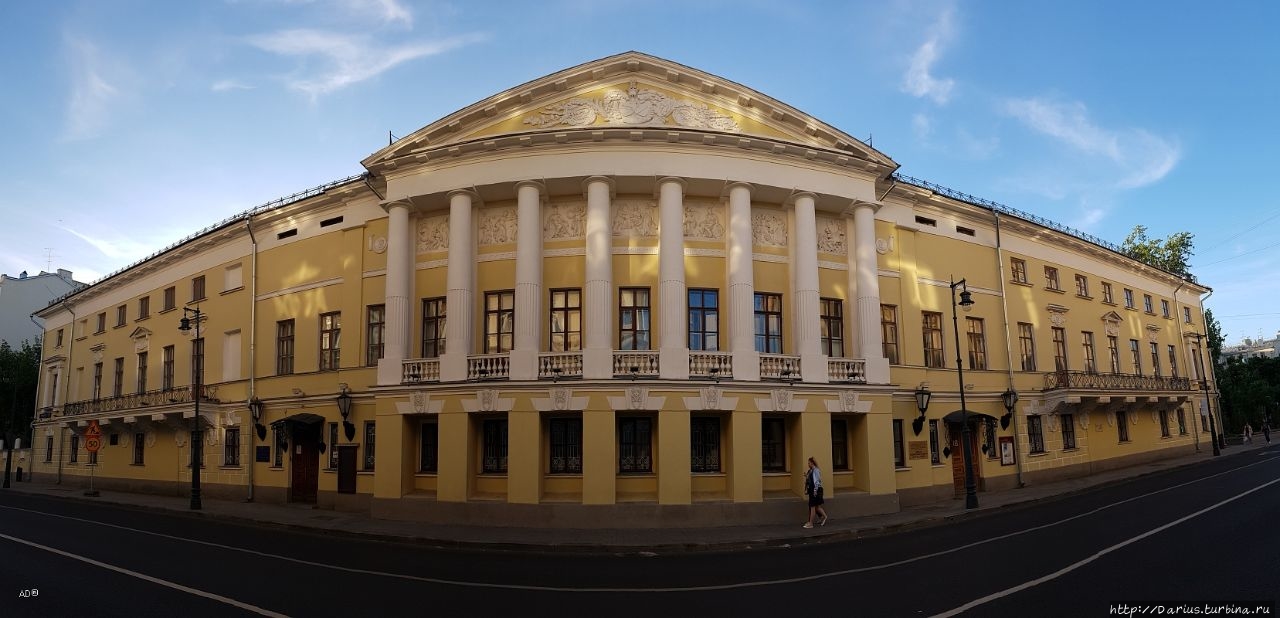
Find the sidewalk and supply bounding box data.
[5,440,1274,553]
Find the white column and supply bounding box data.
[658,177,689,380]
[377,201,415,386]
[853,201,889,384]
[582,176,614,379]
[727,182,760,381]
[440,190,476,382]
[792,193,827,383]
[510,181,543,380]
[844,216,861,360]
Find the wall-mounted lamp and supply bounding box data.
[629,365,640,381]
[337,385,355,441]
[912,386,931,436]
[708,366,721,384]
[551,367,563,383]
[249,397,266,441]
[1000,389,1019,430]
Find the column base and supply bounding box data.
[800,354,829,383]
[659,348,690,380]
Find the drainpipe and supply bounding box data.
[245,216,258,502]
[992,212,1025,487]
[1171,282,1200,451]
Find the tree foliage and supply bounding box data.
[1216,355,1280,433]
[1205,308,1224,364]
[1121,225,1195,278]
[0,339,41,447]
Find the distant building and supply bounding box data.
[0,269,83,347]
[1221,337,1279,361]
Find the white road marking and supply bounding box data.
[0,455,1276,594]
[931,475,1280,617]
[0,532,290,617]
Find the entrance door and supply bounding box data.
[948,422,983,497]
[290,422,320,503]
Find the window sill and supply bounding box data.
[1144,311,1157,316]
[1101,301,1117,306]
[268,466,284,470]
[1029,451,1049,457]
[219,466,243,470]
[894,466,911,471]
[690,472,726,477]
[114,324,127,330]
[761,471,789,477]
[220,286,244,296]
[1044,287,1065,294]
[1061,448,1079,453]
[1124,306,1137,311]
[478,473,509,478]
[359,470,374,475]
[158,308,176,315]
[94,330,106,336]
[1076,295,1093,301]
[135,316,149,323]
[1010,280,1033,287]
[415,471,439,477]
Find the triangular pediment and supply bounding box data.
[1101,311,1123,323]
[129,327,152,340]
[363,51,895,170]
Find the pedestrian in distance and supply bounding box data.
[1243,423,1252,444]
[803,456,828,529]
[1263,420,1272,443]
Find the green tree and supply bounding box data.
[1205,308,1224,364]
[0,339,41,450]
[1121,225,1195,278]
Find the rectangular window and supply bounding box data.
[163,286,176,311]
[985,419,998,459]
[967,317,987,370]
[1018,322,1037,371]
[549,289,583,352]
[1161,300,1170,318]
[277,320,296,375]
[422,297,446,357]
[753,292,783,354]
[820,298,844,357]
[328,423,339,469]
[1117,410,1130,442]
[116,305,127,327]
[273,427,283,467]
[928,420,941,465]
[484,291,515,354]
[549,417,584,474]
[483,419,509,473]
[70,435,79,463]
[136,352,148,393]
[881,305,899,364]
[1062,414,1077,449]
[1108,336,1121,374]
[92,362,103,400]
[1168,345,1179,378]
[617,417,651,473]
[762,417,786,472]
[1011,258,1027,284]
[224,428,240,466]
[1102,282,1114,304]
[1159,410,1171,438]
[419,422,438,472]
[112,357,124,397]
[319,312,341,371]
[831,419,849,471]
[688,289,720,352]
[363,422,375,471]
[1124,289,1135,309]
[1150,342,1162,376]
[162,345,174,390]
[892,419,905,468]
[56,329,65,347]
[923,311,945,368]
[45,436,53,462]
[1052,327,1068,372]
[1183,307,1192,324]
[1028,416,1046,454]
[95,312,106,334]
[1177,408,1188,435]
[1082,332,1097,374]
[1129,339,1142,375]
[690,417,721,473]
[192,275,206,301]
[1044,266,1060,290]
[224,263,243,291]
[617,288,651,351]
[1143,294,1154,314]
[1075,274,1089,297]
[133,432,145,464]
[191,338,204,387]
[138,296,150,320]
[366,305,385,366]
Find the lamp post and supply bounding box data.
[178,307,204,510]
[337,384,354,441]
[1192,333,1220,457]
[950,276,978,509]
[1000,389,1018,429]
[913,386,931,436]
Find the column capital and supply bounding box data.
[380,199,413,213]
[582,175,615,197]
[656,176,687,191]
[514,179,546,193]
[725,181,754,197]
[446,189,481,204]
[843,200,883,217]
[789,191,819,206]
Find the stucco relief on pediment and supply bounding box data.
[751,210,787,247]
[417,214,449,253]
[816,216,846,255]
[524,82,741,132]
[612,200,658,238]
[544,201,586,240]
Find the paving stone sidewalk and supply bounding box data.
[5,440,1273,553]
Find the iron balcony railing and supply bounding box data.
[61,385,219,416]
[1043,371,1193,392]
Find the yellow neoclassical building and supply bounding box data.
[28,52,1217,527]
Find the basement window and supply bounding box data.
[915,216,937,227]
[277,229,298,240]
[956,226,976,236]
[320,216,344,228]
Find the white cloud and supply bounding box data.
[248,29,486,97]
[212,79,254,92]
[344,0,413,26]
[912,113,932,140]
[60,226,155,262]
[901,9,955,105]
[62,36,122,141]
[955,128,998,159]
[1003,97,1181,189]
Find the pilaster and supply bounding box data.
[583,177,614,379]
[658,177,690,380]
[377,201,414,386]
[727,182,760,381]
[440,190,476,382]
[853,202,890,384]
[792,193,828,383]
[510,181,544,380]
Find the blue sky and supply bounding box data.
[1,1,1277,345]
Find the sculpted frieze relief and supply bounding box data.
[683,200,725,240]
[751,210,787,247]
[816,216,846,255]
[416,214,449,253]
[544,202,586,240]
[478,206,518,246]
[524,82,740,132]
[612,200,658,237]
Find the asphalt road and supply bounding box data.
[2,444,1278,618]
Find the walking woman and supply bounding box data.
[803,456,828,529]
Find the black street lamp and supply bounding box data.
[913,386,931,435]
[178,307,205,510]
[1000,389,1019,430]
[1192,333,1220,457]
[950,276,979,509]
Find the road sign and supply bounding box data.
[84,436,102,453]
[86,420,102,437]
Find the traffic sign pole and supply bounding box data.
[84,420,102,497]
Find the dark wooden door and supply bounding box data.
[949,423,982,496]
[290,423,320,503]
[336,445,357,494]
